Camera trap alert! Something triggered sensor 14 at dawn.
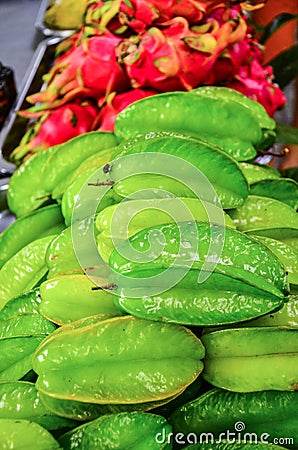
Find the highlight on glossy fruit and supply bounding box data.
[59,411,172,449]
[110,221,289,299]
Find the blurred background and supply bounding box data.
[0,0,43,87]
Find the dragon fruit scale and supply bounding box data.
[11,100,98,163]
[116,6,248,91]
[226,37,286,117]
[84,0,244,35]
[25,33,130,114]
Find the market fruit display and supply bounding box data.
[107,212,287,298]
[10,0,286,164]
[95,197,236,263]
[0,85,297,449]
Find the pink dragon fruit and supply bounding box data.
[24,32,130,115]
[83,0,206,35]
[97,88,157,131]
[53,30,83,65]
[118,0,207,32]
[116,6,247,91]
[11,100,98,163]
[84,0,234,35]
[227,60,286,117]
[226,38,286,117]
[13,0,284,164]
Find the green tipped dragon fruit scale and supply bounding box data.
[33,316,204,405]
[59,411,172,449]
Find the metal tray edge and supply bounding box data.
[35,0,77,38]
[0,36,63,164]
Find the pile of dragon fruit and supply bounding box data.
[13,0,286,162]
